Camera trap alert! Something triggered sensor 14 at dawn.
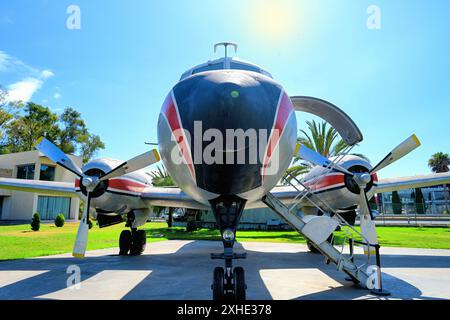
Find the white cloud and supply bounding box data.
[0,51,11,71]
[0,50,30,73]
[1,50,55,103]
[40,69,55,79]
[6,78,43,103]
[53,92,61,99]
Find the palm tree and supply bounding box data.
[149,165,176,227]
[284,120,368,182]
[428,152,449,213]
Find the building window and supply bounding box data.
[40,165,56,181]
[37,196,71,220]
[16,164,35,180]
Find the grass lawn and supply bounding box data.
[1,222,450,260]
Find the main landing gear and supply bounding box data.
[210,196,248,300]
[119,229,146,255]
[118,212,146,256]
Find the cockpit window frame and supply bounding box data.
[179,57,273,81]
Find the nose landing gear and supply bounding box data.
[209,195,248,300]
[212,265,246,300]
[211,246,247,300]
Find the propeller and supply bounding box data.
[34,137,160,258]
[294,143,353,175]
[294,134,421,251]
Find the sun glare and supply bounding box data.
[250,1,300,43]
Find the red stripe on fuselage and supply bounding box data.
[162,92,196,179]
[262,92,294,177]
[108,178,148,193]
[304,174,345,190]
[304,172,379,191]
[74,178,147,194]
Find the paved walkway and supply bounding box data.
[1,241,450,300]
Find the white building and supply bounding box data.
[0,150,81,221]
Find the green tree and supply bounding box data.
[285,120,369,182]
[78,133,105,163]
[150,165,176,227]
[0,87,13,148]
[414,188,425,214]
[54,213,65,227]
[31,212,41,231]
[0,100,105,162]
[4,102,60,153]
[58,107,87,154]
[392,191,402,215]
[428,152,449,214]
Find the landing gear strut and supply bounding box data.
[210,196,247,300]
[119,229,146,255]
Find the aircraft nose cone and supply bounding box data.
[158,70,297,196]
[174,71,283,134]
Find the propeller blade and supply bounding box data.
[359,188,378,254]
[34,137,83,178]
[99,149,160,181]
[295,143,353,176]
[72,193,90,258]
[370,134,421,173]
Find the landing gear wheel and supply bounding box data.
[130,230,147,255]
[212,267,225,301]
[307,234,333,254]
[119,230,132,255]
[233,267,246,300]
[307,241,320,253]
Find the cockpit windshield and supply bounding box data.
[180,57,272,81]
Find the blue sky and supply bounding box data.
[0,0,449,179]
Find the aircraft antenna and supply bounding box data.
[214,42,238,58]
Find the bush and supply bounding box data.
[54,214,65,227]
[31,213,40,231]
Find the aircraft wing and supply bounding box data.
[245,185,308,209]
[375,172,450,193]
[141,185,309,210]
[0,177,76,196]
[140,187,210,210]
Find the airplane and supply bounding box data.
[1,42,449,300]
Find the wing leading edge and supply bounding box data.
[0,177,76,196]
[375,172,450,193]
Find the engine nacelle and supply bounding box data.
[75,158,151,216]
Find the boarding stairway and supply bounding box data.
[262,168,389,295]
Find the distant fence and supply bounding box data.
[376,202,449,216]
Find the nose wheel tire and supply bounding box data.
[212,267,246,300]
[119,230,132,255]
[233,267,246,300]
[212,267,225,300]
